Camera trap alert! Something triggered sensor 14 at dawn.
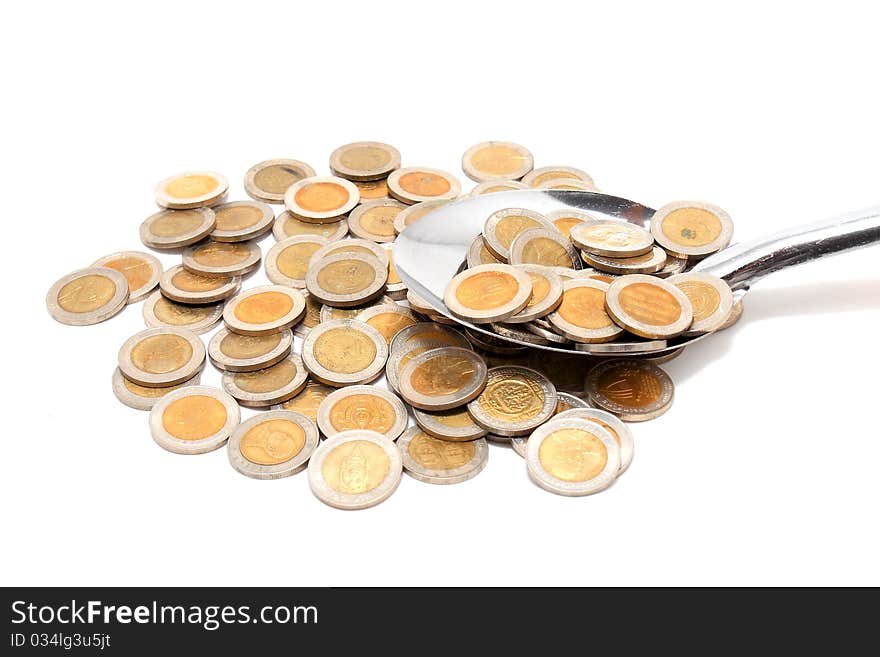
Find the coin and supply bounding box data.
[227,410,320,480]
[575,338,668,354]
[466,236,503,268]
[182,240,261,277]
[569,219,654,258]
[383,339,448,393]
[639,346,686,364]
[393,199,451,235]
[413,406,487,441]
[387,166,461,204]
[719,299,744,331]
[301,319,388,386]
[284,176,360,223]
[329,141,401,181]
[382,245,407,300]
[399,347,488,411]
[536,178,599,191]
[118,327,205,387]
[111,367,201,411]
[398,427,489,485]
[653,252,688,278]
[140,207,216,250]
[521,320,571,345]
[209,200,274,242]
[316,385,407,441]
[296,291,322,338]
[222,354,309,407]
[388,322,471,354]
[310,238,388,268]
[490,321,561,347]
[154,171,228,209]
[585,358,674,421]
[581,245,667,275]
[545,209,596,238]
[347,199,406,242]
[548,279,624,343]
[142,290,224,334]
[482,207,557,261]
[159,265,241,305]
[461,141,534,183]
[521,166,594,188]
[444,264,532,324]
[463,328,529,355]
[555,407,635,473]
[353,178,390,200]
[469,180,529,195]
[273,211,348,242]
[149,385,240,455]
[667,272,734,335]
[505,265,563,323]
[354,303,417,344]
[405,288,438,316]
[265,235,329,288]
[525,417,620,496]
[306,252,387,308]
[223,285,306,336]
[46,267,129,326]
[605,274,694,339]
[509,392,590,457]
[273,381,335,422]
[466,366,557,436]
[319,294,396,323]
[650,200,734,259]
[307,429,402,510]
[91,251,162,304]
[509,228,582,269]
[208,327,293,372]
[244,159,316,204]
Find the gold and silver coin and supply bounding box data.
[387,321,470,362]
[46,267,129,326]
[545,209,595,238]
[208,327,293,372]
[492,321,568,347]
[667,272,734,335]
[319,294,396,323]
[307,429,402,510]
[382,245,407,300]
[347,199,406,242]
[405,288,438,316]
[272,211,348,242]
[227,410,320,480]
[413,406,487,442]
[111,367,200,411]
[604,274,694,339]
[284,176,360,223]
[650,200,734,259]
[393,199,451,235]
[244,159,316,204]
[466,236,503,267]
[354,303,416,344]
[148,385,240,455]
[525,417,620,496]
[547,279,623,343]
[387,167,461,204]
[140,207,216,250]
[505,265,563,324]
[273,381,336,422]
[305,252,387,308]
[301,319,388,386]
[142,290,223,334]
[570,219,654,258]
[467,366,557,436]
[521,166,594,188]
[117,327,205,387]
[158,265,241,305]
[182,240,261,277]
[469,180,529,195]
[398,427,489,485]
[398,347,488,411]
[353,178,390,201]
[209,200,274,242]
[329,141,401,181]
[585,358,674,421]
[522,319,572,345]
[316,385,407,441]
[384,339,450,393]
[555,407,635,474]
[296,291,322,338]
[510,393,591,457]
[310,237,388,267]
[461,141,534,183]
[482,207,557,261]
[154,171,228,209]
[580,245,667,275]
[509,228,582,269]
[91,251,162,304]
[265,235,329,288]
[653,252,688,278]
[221,354,309,407]
[223,285,306,336]
[444,263,533,324]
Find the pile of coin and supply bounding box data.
[46,140,742,509]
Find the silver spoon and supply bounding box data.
[393,190,880,355]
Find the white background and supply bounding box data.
[3,1,878,586]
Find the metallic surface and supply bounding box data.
[398,427,488,485]
[585,358,674,422]
[46,267,129,326]
[221,354,308,407]
[117,327,205,387]
[223,285,306,336]
[91,251,162,304]
[301,319,388,386]
[208,327,292,372]
[245,159,316,204]
[466,366,557,436]
[148,385,240,455]
[317,385,407,441]
[227,410,319,480]
[398,346,488,411]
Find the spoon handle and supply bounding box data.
[692,205,880,290]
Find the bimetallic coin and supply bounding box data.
[536,178,599,191]
[244,159,316,204]
[306,252,388,308]
[330,141,401,181]
[405,288,438,316]
[521,320,571,345]
[296,291,322,338]
[46,267,129,326]
[316,385,407,441]
[140,207,216,250]
[182,240,261,277]
[92,251,161,304]
[490,322,561,347]
[142,290,223,334]
[273,210,348,242]
[581,246,667,275]
[570,219,654,258]
[399,347,488,411]
[111,367,200,411]
[347,199,406,243]
[222,354,308,407]
[398,427,489,485]
[545,209,597,238]
[548,279,624,343]
[273,381,335,423]
[467,235,503,268]
[384,339,448,393]
[353,178,390,200]
[444,264,533,324]
[555,392,591,415]
[464,328,529,355]
[605,274,694,339]
[393,199,451,235]
[461,141,533,183]
[509,228,581,269]
[301,319,388,387]
[223,285,306,336]
[526,418,620,496]
[319,294,396,323]
[154,171,228,209]
[482,208,557,262]
[653,252,688,278]
[511,390,591,455]
[383,245,407,300]
[585,358,674,421]
[467,366,557,436]
[555,407,635,474]
[506,265,563,323]
[284,176,360,223]
[208,327,293,372]
[413,406,487,442]
[650,200,734,259]
[308,430,403,510]
[387,166,461,205]
[667,272,734,335]
[149,385,240,455]
[209,200,274,242]
[719,299,744,331]
[159,265,241,305]
[265,235,329,288]
[389,322,471,355]
[227,411,319,480]
[469,180,529,195]
[117,327,205,387]
[354,304,416,344]
[639,346,686,364]
[521,166,595,188]
[310,238,389,269]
